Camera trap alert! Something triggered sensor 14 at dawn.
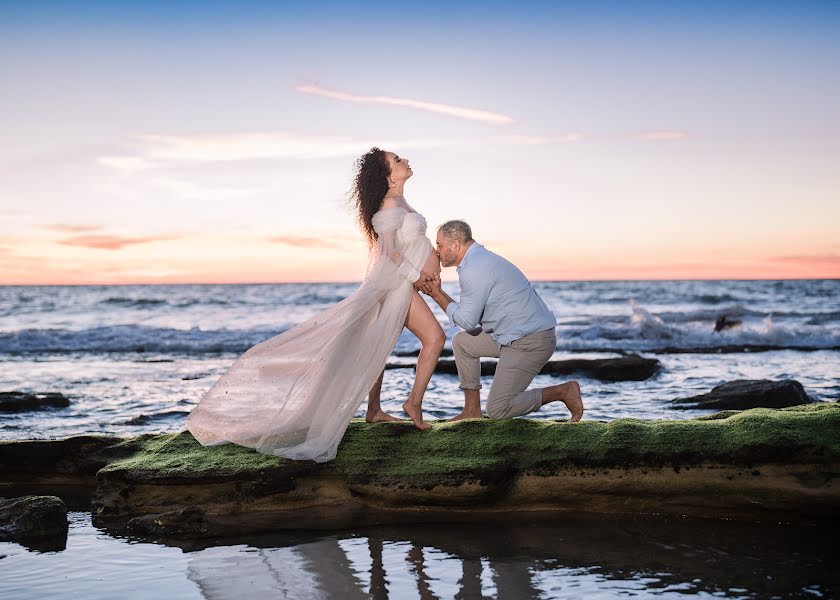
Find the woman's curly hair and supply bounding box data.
[349,147,390,245]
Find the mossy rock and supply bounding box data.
[79,403,840,530]
[99,403,839,490]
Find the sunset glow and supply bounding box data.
[2,1,838,284]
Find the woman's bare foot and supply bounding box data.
[447,409,483,422]
[541,380,584,422]
[365,409,403,423]
[402,400,431,430]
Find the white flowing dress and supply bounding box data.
[186,207,434,463]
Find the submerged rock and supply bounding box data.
[431,354,660,382]
[671,380,814,410]
[126,506,209,537]
[0,495,68,541]
[0,391,70,412]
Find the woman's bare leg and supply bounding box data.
[366,369,401,423]
[403,290,445,429]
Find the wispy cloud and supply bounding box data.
[59,235,176,250]
[268,235,354,249]
[296,83,516,125]
[97,156,156,173]
[772,253,840,266]
[99,131,448,172]
[491,133,584,145]
[636,130,688,141]
[47,224,104,233]
[149,176,258,200]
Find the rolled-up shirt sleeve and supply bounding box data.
[445,269,491,332]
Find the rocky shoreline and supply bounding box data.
[1,403,837,539]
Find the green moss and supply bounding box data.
[335,403,840,486]
[99,404,840,488]
[99,432,295,479]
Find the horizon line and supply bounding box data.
[1,276,838,287]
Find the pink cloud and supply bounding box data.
[296,83,516,125]
[491,133,584,144]
[772,253,840,266]
[268,235,351,249]
[58,235,176,250]
[47,224,104,233]
[636,130,688,141]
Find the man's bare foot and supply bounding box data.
[542,380,584,422]
[402,401,431,430]
[447,409,483,422]
[365,409,403,423]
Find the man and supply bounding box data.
[419,220,584,422]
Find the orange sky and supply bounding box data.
[1,230,837,285]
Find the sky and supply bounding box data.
[1,0,839,284]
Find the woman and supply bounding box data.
[185,147,444,462]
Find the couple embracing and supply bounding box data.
[186,147,583,463]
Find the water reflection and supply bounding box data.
[178,515,837,599]
[186,540,368,599]
[2,513,836,599]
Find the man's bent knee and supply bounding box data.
[452,331,470,353]
[486,398,513,420]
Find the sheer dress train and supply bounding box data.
[186,207,433,462]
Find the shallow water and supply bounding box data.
[1,513,835,599]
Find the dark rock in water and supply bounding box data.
[116,410,190,426]
[541,355,661,381]
[127,506,209,537]
[672,380,814,410]
[714,315,742,332]
[0,391,70,412]
[394,348,454,358]
[0,495,68,541]
[0,434,134,476]
[432,354,660,382]
[384,361,415,371]
[0,434,150,508]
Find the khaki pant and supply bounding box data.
[452,328,556,419]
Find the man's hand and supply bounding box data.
[413,270,436,294]
[417,272,442,296]
[420,272,454,311]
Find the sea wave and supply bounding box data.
[558,304,840,353]
[2,303,839,356]
[0,325,286,355]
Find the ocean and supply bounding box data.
[1,279,838,598]
[1,279,838,439]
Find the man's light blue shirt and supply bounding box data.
[444,243,557,346]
